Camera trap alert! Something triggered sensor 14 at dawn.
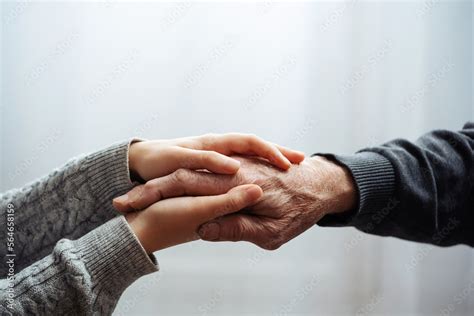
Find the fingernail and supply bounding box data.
[198,223,220,240]
[113,194,129,205]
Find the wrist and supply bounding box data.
[129,140,146,183]
[309,156,357,214]
[125,212,153,254]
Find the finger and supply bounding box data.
[176,147,241,174]
[197,214,278,249]
[195,134,292,170]
[113,169,239,212]
[148,184,263,223]
[191,184,263,222]
[113,184,146,213]
[274,144,305,164]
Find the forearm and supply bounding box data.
[318,122,474,247]
[0,140,138,273]
[0,216,158,315]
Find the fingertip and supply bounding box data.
[224,157,241,173]
[112,198,130,213]
[207,155,241,175]
[228,184,263,203]
[274,144,305,164]
[272,152,291,170]
[244,184,263,202]
[292,151,306,163]
[284,150,305,164]
[280,153,292,169]
[281,158,292,170]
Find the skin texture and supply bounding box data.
[117,133,305,253]
[118,155,357,251]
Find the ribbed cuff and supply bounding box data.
[316,152,396,227]
[79,139,141,213]
[73,216,159,302]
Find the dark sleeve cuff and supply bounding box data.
[315,151,396,227]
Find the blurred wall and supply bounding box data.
[1,1,473,315]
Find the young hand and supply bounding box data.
[125,184,263,253]
[115,133,304,211]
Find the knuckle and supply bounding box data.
[202,151,217,164]
[133,185,146,199]
[200,133,217,147]
[203,132,217,138]
[262,241,281,251]
[143,180,156,192]
[247,134,259,143]
[128,187,145,209]
[264,147,276,159]
[260,224,283,251]
[173,168,190,184]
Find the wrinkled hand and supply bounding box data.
[198,156,357,250]
[120,155,357,250]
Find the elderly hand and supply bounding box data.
[121,155,357,250]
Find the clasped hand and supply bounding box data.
[113,133,356,254]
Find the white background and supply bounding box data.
[1,1,473,315]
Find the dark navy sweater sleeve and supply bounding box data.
[317,122,474,247]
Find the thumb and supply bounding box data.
[113,184,146,213]
[198,214,267,247]
[194,184,263,222]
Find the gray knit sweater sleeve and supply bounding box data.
[0,140,159,315]
[318,122,474,247]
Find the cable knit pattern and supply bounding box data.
[0,140,159,315]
